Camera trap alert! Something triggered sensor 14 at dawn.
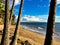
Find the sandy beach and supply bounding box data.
[0,25,60,45]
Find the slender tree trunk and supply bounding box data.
[10,0,24,45]
[9,0,15,25]
[44,0,56,45]
[1,0,10,45]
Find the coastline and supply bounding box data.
[0,25,60,45]
[20,26,60,45]
[21,25,60,39]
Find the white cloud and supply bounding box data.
[56,16,60,22]
[10,0,21,6]
[39,15,60,22]
[57,0,60,4]
[14,0,21,5]
[15,14,60,22]
[38,15,48,22]
[15,15,18,19]
[15,15,41,22]
[22,15,41,22]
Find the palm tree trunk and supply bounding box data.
[10,0,24,45]
[1,0,10,45]
[9,0,15,25]
[44,0,56,45]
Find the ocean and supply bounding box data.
[20,22,60,39]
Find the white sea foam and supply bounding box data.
[38,27,43,29]
[21,25,60,39]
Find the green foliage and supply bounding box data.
[0,2,4,10]
[0,0,4,3]
[0,1,16,25]
[0,1,5,21]
[0,1,5,24]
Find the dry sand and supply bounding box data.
[0,25,60,45]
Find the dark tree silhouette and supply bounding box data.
[9,0,15,25]
[44,0,56,45]
[10,0,24,45]
[0,0,10,45]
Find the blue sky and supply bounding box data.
[10,0,60,22]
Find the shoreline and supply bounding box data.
[20,26,60,45]
[0,25,60,45]
[22,26,60,40]
[21,25,60,39]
